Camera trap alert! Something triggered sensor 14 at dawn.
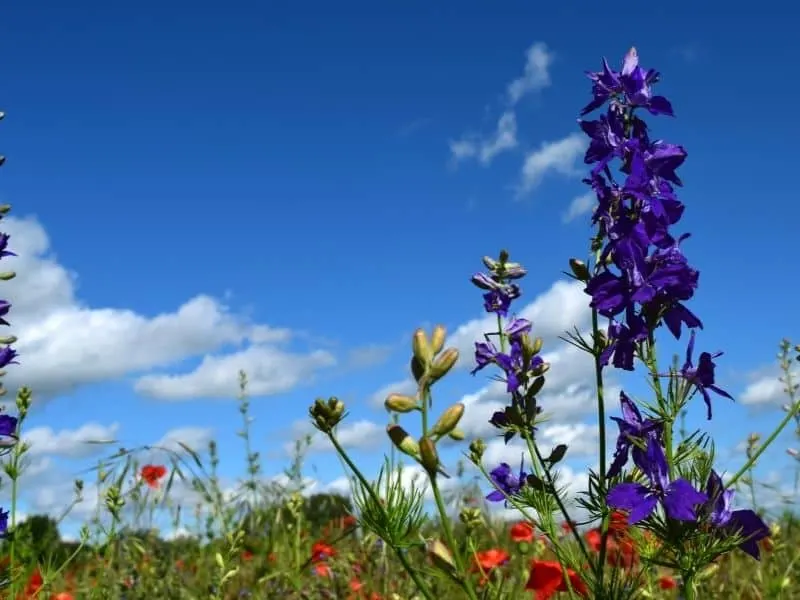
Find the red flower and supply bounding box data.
[311,541,336,563]
[313,563,332,577]
[510,521,536,543]
[241,550,254,561]
[658,575,677,590]
[525,560,588,600]
[140,464,167,488]
[473,548,510,572]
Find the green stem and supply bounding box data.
[590,308,610,585]
[328,434,436,600]
[681,573,696,600]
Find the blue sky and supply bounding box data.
[0,1,798,536]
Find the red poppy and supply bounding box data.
[584,528,638,568]
[525,560,588,600]
[473,548,510,572]
[658,575,677,590]
[510,521,536,543]
[310,541,336,563]
[140,464,167,488]
[52,594,75,600]
[241,550,254,561]
[560,520,576,535]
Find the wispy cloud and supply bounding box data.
[516,133,586,196]
[562,192,595,223]
[449,42,554,166]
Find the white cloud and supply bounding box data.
[562,192,595,223]
[507,42,554,104]
[2,217,331,401]
[134,345,336,400]
[309,419,384,453]
[517,134,586,195]
[450,41,552,167]
[449,111,518,166]
[152,426,214,454]
[24,422,120,458]
[446,280,591,365]
[740,373,791,407]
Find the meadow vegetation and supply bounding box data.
[0,49,798,599]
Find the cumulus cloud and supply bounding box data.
[369,378,417,408]
[0,217,337,401]
[740,372,793,407]
[24,422,120,458]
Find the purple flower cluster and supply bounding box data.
[469,253,546,451]
[584,49,768,561]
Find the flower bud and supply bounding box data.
[419,437,440,477]
[447,428,465,441]
[469,438,486,463]
[568,258,590,281]
[412,329,433,368]
[387,425,420,459]
[430,325,447,355]
[384,393,418,413]
[428,348,459,383]
[309,396,346,433]
[430,403,464,439]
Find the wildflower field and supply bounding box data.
[0,28,798,600]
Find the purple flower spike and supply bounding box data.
[681,330,734,420]
[607,435,707,524]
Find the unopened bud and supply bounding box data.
[412,329,433,368]
[419,437,440,476]
[481,256,499,271]
[429,348,459,383]
[430,403,464,439]
[387,425,420,459]
[384,393,418,413]
[469,438,486,463]
[448,428,465,441]
[568,258,590,281]
[430,325,447,355]
[0,272,15,281]
[787,448,799,458]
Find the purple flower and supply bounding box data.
[0,507,7,537]
[486,460,527,504]
[607,435,707,524]
[598,312,647,371]
[705,470,770,559]
[681,330,734,419]
[0,414,17,438]
[0,347,17,370]
[0,234,15,260]
[607,392,663,478]
[581,48,674,117]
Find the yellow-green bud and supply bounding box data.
[430,403,464,438]
[387,425,420,459]
[428,348,459,383]
[412,328,433,367]
[430,325,447,355]
[469,438,486,463]
[697,563,719,581]
[419,437,440,476]
[448,427,465,441]
[384,393,418,413]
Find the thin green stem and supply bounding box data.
[590,307,610,585]
[327,434,436,600]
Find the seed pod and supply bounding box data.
[447,428,465,441]
[569,258,590,281]
[426,538,457,579]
